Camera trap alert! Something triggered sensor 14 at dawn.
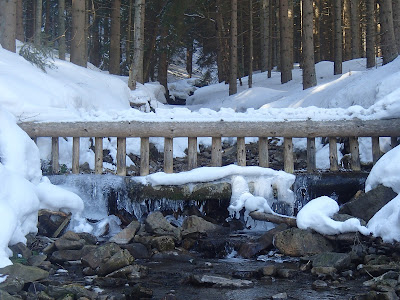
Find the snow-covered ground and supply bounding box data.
[1,43,400,267]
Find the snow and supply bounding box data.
[1,41,400,267]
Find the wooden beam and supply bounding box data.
[284,137,294,173]
[307,137,316,172]
[349,137,361,171]
[164,137,173,173]
[211,137,222,167]
[259,137,269,168]
[140,137,150,176]
[237,137,246,166]
[72,137,80,174]
[329,137,339,171]
[18,119,400,138]
[188,137,197,170]
[95,137,103,174]
[51,137,59,174]
[117,137,126,176]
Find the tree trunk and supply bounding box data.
[58,0,66,60]
[343,0,351,60]
[229,0,238,95]
[25,0,34,41]
[0,0,17,52]
[16,0,23,41]
[280,0,293,83]
[89,2,100,66]
[260,0,270,72]
[128,0,145,90]
[158,26,169,97]
[186,42,193,78]
[302,0,317,89]
[216,0,230,83]
[393,0,400,52]
[288,0,294,68]
[380,0,398,64]
[350,0,361,58]
[334,0,343,74]
[45,0,51,45]
[109,0,121,75]
[314,0,321,63]
[71,0,86,67]
[249,0,254,88]
[35,0,42,46]
[366,0,376,67]
[126,0,133,67]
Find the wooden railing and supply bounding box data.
[19,118,400,176]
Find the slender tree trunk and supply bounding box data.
[393,0,400,52]
[268,0,274,77]
[314,0,321,63]
[366,0,376,67]
[0,0,17,52]
[380,0,398,64]
[71,0,86,67]
[249,0,254,88]
[128,0,145,90]
[35,0,43,46]
[45,0,50,45]
[280,0,293,83]
[302,0,317,89]
[26,0,35,41]
[89,13,100,66]
[334,0,343,74]
[350,0,360,58]
[238,4,244,85]
[16,0,24,41]
[109,0,121,74]
[260,0,269,72]
[186,42,193,78]
[288,0,294,68]
[216,0,230,83]
[126,0,133,67]
[158,26,169,98]
[229,0,238,95]
[343,0,351,60]
[84,0,89,64]
[58,0,66,60]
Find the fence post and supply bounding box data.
[284,137,294,173]
[95,137,103,174]
[211,137,222,167]
[392,137,399,148]
[188,137,197,170]
[307,137,316,172]
[52,137,59,174]
[117,137,127,176]
[329,137,339,171]
[140,137,150,176]
[72,137,80,174]
[259,137,269,168]
[371,137,381,165]
[164,137,173,173]
[237,137,246,166]
[349,137,361,171]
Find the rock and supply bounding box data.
[81,243,121,270]
[47,284,97,299]
[339,185,397,222]
[0,290,20,300]
[50,249,83,263]
[121,242,150,259]
[311,266,337,278]
[109,220,140,244]
[362,264,400,276]
[261,265,277,276]
[27,254,47,267]
[181,215,218,237]
[55,231,86,251]
[312,279,329,290]
[0,276,24,293]
[77,232,98,245]
[106,264,148,280]
[311,252,352,270]
[145,211,182,241]
[151,251,196,263]
[0,263,49,282]
[151,236,175,252]
[188,274,254,288]
[239,224,288,258]
[332,213,367,226]
[272,292,288,299]
[93,276,128,287]
[276,268,297,278]
[97,249,134,276]
[232,270,261,279]
[274,228,333,256]
[9,242,32,260]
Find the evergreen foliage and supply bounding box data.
[19,42,56,73]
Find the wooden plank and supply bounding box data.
[329,137,339,171]
[116,137,126,176]
[284,137,294,173]
[372,136,381,165]
[72,137,80,174]
[18,118,400,138]
[164,137,173,173]
[188,137,197,170]
[237,137,246,166]
[95,137,103,174]
[51,137,59,174]
[349,136,361,171]
[211,137,222,167]
[140,137,150,176]
[392,136,399,148]
[307,137,316,172]
[259,137,269,168]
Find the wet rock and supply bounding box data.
[145,211,181,241]
[332,213,367,226]
[311,266,337,278]
[27,253,47,267]
[274,228,333,256]
[151,236,176,252]
[0,263,49,283]
[0,290,20,300]
[81,243,121,270]
[261,265,277,276]
[97,249,134,276]
[121,242,150,259]
[10,242,32,260]
[181,215,219,237]
[312,279,329,290]
[94,276,128,287]
[362,264,400,276]
[339,185,397,222]
[232,270,261,279]
[311,252,352,270]
[187,274,254,288]
[50,249,83,263]
[106,264,148,280]
[276,268,297,279]
[363,271,399,289]
[109,220,140,244]
[55,231,85,250]
[271,292,288,299]
[196,237,230,258]
[38,209,69,237]
[47,284,97,299]
[239,224,288,258]
[77,232,98,245]
[0,276,24,294]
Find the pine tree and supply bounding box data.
[229,0,238,95]
[0,0,17,52]
[302,0,317,89]
[109,0,121,74]
[71,0,87,67]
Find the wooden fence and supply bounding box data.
[19,118,400,176]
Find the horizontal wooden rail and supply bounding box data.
[18,119,400,176]
[19,118,400,138]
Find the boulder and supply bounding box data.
[0,263,49,283]
[187,274,254,288]
[274,228,333,256]
[9,242,32,260]
[339,185,397,222]
[181,215,219,237]
[50,249,83,263]
[81,243,121,270]
[121,242,150,259]
[106,264,148,280]
[310,252,352,271]
[97,249,134,276]
[55,231,85,250]
[151,236,175,252]
[47,284,97,299]
[0,290,20,300]
[145,211,181,241]
[109,220,140,244]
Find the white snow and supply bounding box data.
[1,41,400,267]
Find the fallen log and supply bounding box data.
[249,211,297,227]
